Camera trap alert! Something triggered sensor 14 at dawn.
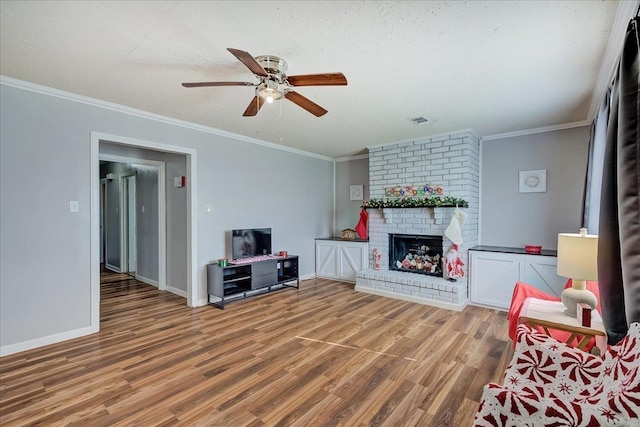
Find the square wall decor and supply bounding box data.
[350,184,364,200]
[519,169,547,193]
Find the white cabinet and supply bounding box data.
[315,239,369,283]
[469,250,567,311]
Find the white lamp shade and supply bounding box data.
[557,233,598,280]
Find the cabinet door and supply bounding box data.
[470,251,521,310]
[251,260,277,289]
[339,243,368,282]
[316,241,339,279]
[523,256,566,298]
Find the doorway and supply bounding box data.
[91,132,198,333]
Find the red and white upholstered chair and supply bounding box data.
[473,322,639,426]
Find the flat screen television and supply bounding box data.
[231,228,272,259]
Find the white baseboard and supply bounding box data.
[167,286,187,299]
[0,325,98,357]
[299,273,315,281]
[354,284,468,312]
[135,274,159,287]
[105,263,120,273]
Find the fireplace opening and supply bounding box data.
[389,233,443,277]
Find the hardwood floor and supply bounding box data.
[0,272,513,426]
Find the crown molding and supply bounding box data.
[587,0,640,121]
[482,120,590,142]
[0,75,334,162]
[334,154,369,162]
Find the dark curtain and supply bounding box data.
[597,16,640,344]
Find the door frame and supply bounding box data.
[100,179,107,265]
[120,171,137,275]
[91,132,198,332]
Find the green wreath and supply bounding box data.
[362,197,468,209]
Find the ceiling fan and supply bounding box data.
[182,48,347,117]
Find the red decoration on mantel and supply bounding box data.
[355,208,368,239]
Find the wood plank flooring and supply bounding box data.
[0,271,513,426]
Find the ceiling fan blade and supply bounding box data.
[287,73,348,86]
[227,48,268,77]
[182,81,255,88]
[243,96,265,116]
[285,91,328,117]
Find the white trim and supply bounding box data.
[92,132,199,311]
[354,284,468,311]
[334,154,369,162]
[100,154,167,292]
[167,286,188,299]
[367,128,478,151]
[135,274,159,288]
[299,273,315,281]
[0,326,98,357]
[119,171,137,274]
[1,76,333,162]
[478,138,483,245]
[100,179,107,264]
[332,161,336,236]
[482,120,590,142]
[105,263,120,273]
[588,0,640,121]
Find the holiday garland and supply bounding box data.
[362,196,468,209]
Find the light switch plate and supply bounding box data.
[204,204,213,213]
[69,200,79,213]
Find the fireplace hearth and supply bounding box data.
[389,233,443,277]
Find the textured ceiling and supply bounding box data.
[0,1,626,158]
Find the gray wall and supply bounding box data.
[0,83,333,351]
[334,158,369,236]
[165,152,188,293]
[481,126,590,249]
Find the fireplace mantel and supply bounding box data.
[371,207,459,225]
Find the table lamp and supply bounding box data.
[557,228,598,317]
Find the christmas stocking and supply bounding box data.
[445,207,467,245]
[355,208,368,239]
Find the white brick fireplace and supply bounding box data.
[355,131,480,310]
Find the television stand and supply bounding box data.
[206,255,299,309]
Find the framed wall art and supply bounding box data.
[350,184,364,200]
[519,169,547,193]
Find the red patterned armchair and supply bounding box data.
[474,322,639,426]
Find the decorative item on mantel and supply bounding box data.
[354,208,368,239]
[361,196,468,209]
[384,184,444,198]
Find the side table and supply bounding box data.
[518,297,607,355]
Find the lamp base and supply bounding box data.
[561,282,597,317]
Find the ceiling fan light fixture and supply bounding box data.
[257,80,284,103]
